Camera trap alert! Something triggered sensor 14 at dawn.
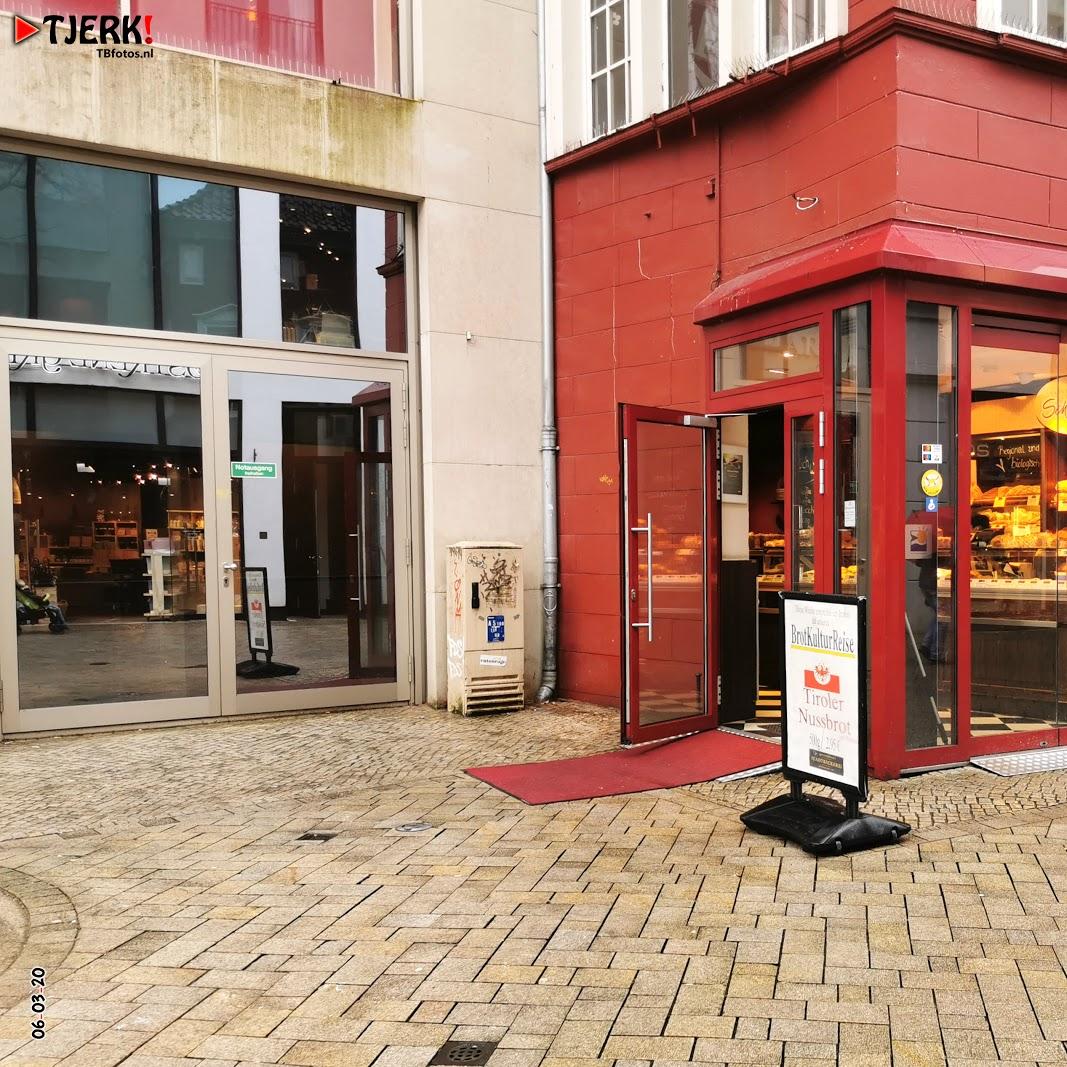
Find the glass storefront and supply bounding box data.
[968,314,1065,739]
[10,355,208,709]
[0,342,410,732]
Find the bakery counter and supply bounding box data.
[933,577,1063,718]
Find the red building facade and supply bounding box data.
[550,5,1067,777]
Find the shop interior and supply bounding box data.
[964,317,1067,737]
[719,408,789,737]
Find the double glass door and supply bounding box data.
[0,334,411,734]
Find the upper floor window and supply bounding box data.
[767,0,824,60]
[669,0,719,105]
[14,0,403,94]
[590,0,629,137]
[997,0,1066,44]
[0,150,408,353]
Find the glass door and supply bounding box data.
[622,405,717,744]
[0,336,222,734]
[213,357,411,716]
[785,399,829,594]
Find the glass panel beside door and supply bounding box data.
[6,351,214,727]
[226,369,404,709]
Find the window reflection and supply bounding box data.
[36,159,154,329]
[158,178,239,336]
[669,0,718,104]
[0,152,29,319]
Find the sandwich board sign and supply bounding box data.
[741,591,910,855]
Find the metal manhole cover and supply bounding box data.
[394,822,432,834]
[430,1041,497,1066]
[296,832,337,842]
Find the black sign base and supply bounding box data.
[236,658,299,679]
[741,792,911,856]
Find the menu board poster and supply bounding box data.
[244,567,272,656]
[780,592,867,799]
[973,433,1042,492]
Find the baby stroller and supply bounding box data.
[16,578,67,633]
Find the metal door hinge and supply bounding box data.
[405,540,412,566]
[818,458,825,495]
[717,674,722,706]
[716,468,722,500]
[818,410,825,447]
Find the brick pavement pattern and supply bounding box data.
[0,702,1065,1066]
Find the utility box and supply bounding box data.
[447,542,524,715]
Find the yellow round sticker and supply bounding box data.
[921,469,943,497]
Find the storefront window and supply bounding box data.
[0,152,29,319]
[36,159,155,330]
[968,314,1063,737]
[10,355,207,711]
[158,177,240,336]
[835,304,870,598]
[279,196,407,352]
[716,324,819,391]
[904,303,957,749]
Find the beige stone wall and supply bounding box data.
[0,1,545,707]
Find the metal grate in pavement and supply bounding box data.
[429,1041,498,1065]
[972,746,1067,777]
[295,831,337,842]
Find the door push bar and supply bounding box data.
[630,511,653,641]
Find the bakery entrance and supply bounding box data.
[717,400,831,738]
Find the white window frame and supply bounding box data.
[979,0,1067,46]
[586,0,633,139]
[760,0,827,63]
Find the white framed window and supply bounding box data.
[988,0,1066,44]
[668,0,720,105]
[764,0,825,61]
[589,0,630,137]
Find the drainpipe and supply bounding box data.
[536,0,559,703]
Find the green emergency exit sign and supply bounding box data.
[231,461,277,479]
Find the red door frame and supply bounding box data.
[620,404,720,745]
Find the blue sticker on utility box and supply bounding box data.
[487,615,505,643]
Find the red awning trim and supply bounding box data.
[693,221,1067,324]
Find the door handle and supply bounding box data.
[221,561,239,589]
[630,511,653,641]
[222,562,239,572]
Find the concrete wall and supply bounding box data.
[0,1,545,706]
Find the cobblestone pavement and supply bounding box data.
[0,702,1066,1066]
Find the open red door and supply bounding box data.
[622,405,719,744]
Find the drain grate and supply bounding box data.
[430,1041,498,1066]
[394,822,432,834]
[296,831,337,842]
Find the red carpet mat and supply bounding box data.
[466,729,780,805]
